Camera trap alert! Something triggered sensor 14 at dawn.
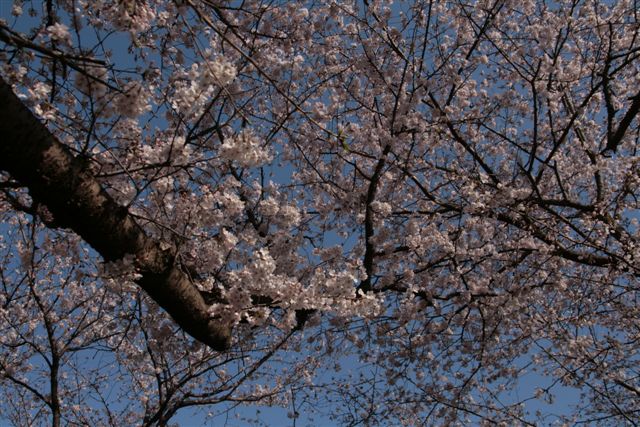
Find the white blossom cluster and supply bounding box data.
[170,58,237,118]
[202,56,237,87]
[209,248,382,330]
[219,130,271,167]
[46,23,72,45]
[101,0,157,33]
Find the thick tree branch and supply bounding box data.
[605,90,640,153]
[358,144,391,293]
[0,77,231,351]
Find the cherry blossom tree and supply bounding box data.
[1,0,639,425]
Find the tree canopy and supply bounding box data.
[1,0,639,425]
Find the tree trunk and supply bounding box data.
[0,77,231,351]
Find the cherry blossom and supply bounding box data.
[1,0,639,425]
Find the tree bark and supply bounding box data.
[0,77,231,351]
